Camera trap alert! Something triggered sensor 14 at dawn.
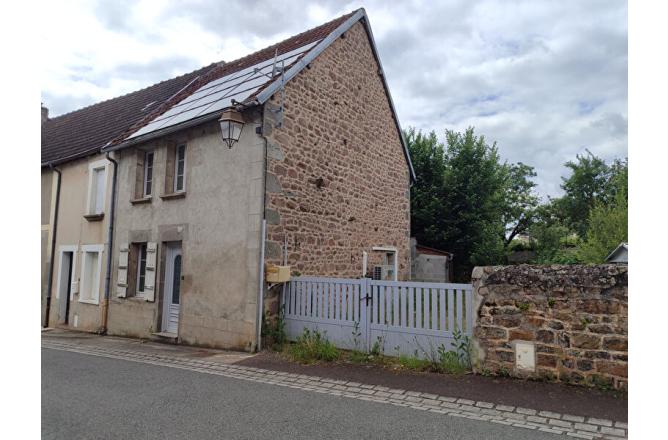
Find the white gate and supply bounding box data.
[281,277,473,358]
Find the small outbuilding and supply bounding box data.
[410,238,453,282]
[606,242,628,264]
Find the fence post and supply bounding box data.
[361,278,370,352]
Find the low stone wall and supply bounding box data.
[471,264,628,390]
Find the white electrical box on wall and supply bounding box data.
[514,341,536,372]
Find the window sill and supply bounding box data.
[78,298,99,305]
[160,192,186,200]
[83,213,104,222]
[130,197,152,205]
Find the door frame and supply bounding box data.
[161,242,182,334]
[56,245,78,324]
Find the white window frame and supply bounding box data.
[136,242,148,297]
[55,245,78,300]
[372,246,398,281]
[174,144,186,193]
[86,160,109,215]
[79,244,104,305]
[143,151,155,197]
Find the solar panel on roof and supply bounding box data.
[128,40,320,140]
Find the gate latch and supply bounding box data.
[360,294,372,306]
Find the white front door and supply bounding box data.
[162,244,182,335]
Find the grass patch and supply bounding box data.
[397,354,431,371]
[286,328,340,364]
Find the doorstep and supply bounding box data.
[151,331,178,343]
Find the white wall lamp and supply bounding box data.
[218,109,245,148]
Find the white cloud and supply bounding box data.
[40,0,627,198]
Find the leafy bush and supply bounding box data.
[287,328,340,363]
[508,239,536,252]
[434,348,468,375]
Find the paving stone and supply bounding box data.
[600,426,626,437]
[421,398,440,407]
[406,391,422,397]
[566,433,594,439]
[574,423,600,432]
[549,419,574,429]
[516,407,537,415]
[539,410,562,419]
[456,398,475,405]
[495,405,515,412]
[539,427,564,434]
[588,418,613,427]
[421,393,439,399]
[614,422,628,429]
[475,401,494,409]
[511,423,538,430]
[562,414,586,423]
[437,396,457,403]
[526,416,548,424]
[374,391,391,398]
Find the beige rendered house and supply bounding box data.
[42,9,414,351]
[41,67,210,330]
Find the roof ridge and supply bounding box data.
[107,9,359,146]
[216,9,358,72]
[46,9,360,122]
[45,62,220,120]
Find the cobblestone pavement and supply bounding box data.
[42,339,627,440]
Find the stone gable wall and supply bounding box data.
[472,264,628,390]
[262,21,411,279]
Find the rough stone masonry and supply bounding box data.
[472,265,628,390]
[262,21,412,280]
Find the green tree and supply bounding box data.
[552,152,627,237]
[578,181,628,263]
[501,162,539,246]
[440,128,508,280]
[404,128,447,248]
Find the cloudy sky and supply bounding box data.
[41,0,627,198]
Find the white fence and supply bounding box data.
[281,277,473,358]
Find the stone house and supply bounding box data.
[42,9,414,351]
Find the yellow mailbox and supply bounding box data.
[266,265,291,283]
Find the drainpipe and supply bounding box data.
[255,114,271,352]
[100,152,118,334]
[44,164,62,327]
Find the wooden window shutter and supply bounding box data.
[116,243,129,298]
[144,242,157,302]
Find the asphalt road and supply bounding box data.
[42,348,563,440]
